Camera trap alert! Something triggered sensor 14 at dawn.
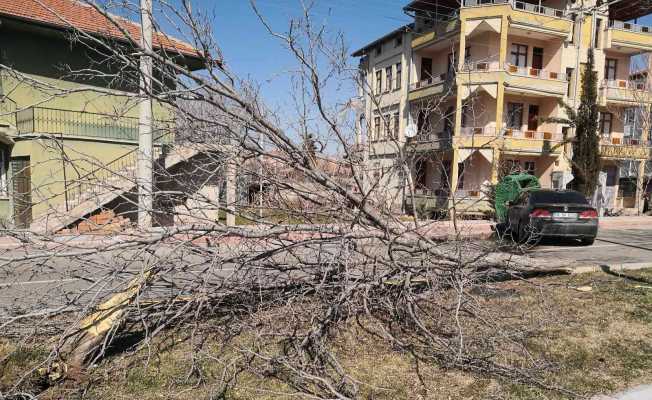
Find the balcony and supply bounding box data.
[15,107,173,143]
[600,80,652,104]
[406,131,453,151]
[408,74,455,101]
[501,128,564,154]
[461,0,572,38]
[411,16,460,49]
[600,136,652,160]
[503,63,568,97]
[605,20,652,53]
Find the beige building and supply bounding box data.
[353,0,652,215]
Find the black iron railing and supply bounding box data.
[15,106,173,143]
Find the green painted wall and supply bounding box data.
[0,20,174,224]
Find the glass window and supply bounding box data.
[373,116,380,141]
[524,161,536,175]
[529,190,589,205]
[599,112,612,136]
[395,63,402,90]
[385,66,393,92]
[375,70,382,94]
[605,59,617,81]
[510,44,528,67]
[507,103,524,129]
[393,112,400,139]
[395,36,402,47]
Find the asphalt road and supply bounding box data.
[530,227,652,268]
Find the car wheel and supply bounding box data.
[581,237,595,246]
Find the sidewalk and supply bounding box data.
[0,215,648,249]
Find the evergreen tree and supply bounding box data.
[545,48,601,197]
[572,48,601,197]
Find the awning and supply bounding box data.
[458,148,494,164]
[461,83,498,100]
[465,18,502,36]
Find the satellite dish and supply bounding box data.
[405,122,417,138]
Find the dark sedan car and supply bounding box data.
[507,189,599,245]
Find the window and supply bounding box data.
[393,112,400,139]
[0,150,6,196]
[385,66,393,92]
[594,19,602,48]
[605,58,617,81]
[458,162,465,190]
[510,44,528,67]
[532,47,544,70]
[373,116,381,141]
[375,46,382,56]
[524,161,536,176]
[599,112,612,136]
[375,70,382,94]
[395,36,403,47]
[383,116,390,139]
[566,68,574,96]
[506,103,524,129]
[395,63,402,90]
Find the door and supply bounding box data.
[11,157,32,228]
[527,105,539,131]
[421,57,432,81]
[532,47,544,70]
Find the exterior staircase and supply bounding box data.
[30,144,206,234]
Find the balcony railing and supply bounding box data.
[601,136,652,147]
[462,58,501,72]
[407,131,452,143]
[463,0,565,18]
[602,79,649,91]
[504,63,568,81]
[502,129,562,140]
[608,20,652,34]
[409,73,454,91]
[460,126,497,136]
[15,106,173,143]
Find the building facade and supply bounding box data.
[0,0,203,228]
[354,0,652,215]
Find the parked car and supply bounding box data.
[507,189,598,245]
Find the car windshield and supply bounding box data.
[529,191,588,205]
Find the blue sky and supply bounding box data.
[204,0,411,110]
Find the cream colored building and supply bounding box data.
[353,0,652,215]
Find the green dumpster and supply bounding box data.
[495,174,541,223]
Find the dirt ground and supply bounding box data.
[2,268,651,399]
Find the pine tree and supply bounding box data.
[572,48,601,197]
[544,48,601,197]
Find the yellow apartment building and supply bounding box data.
[353,0,652,216]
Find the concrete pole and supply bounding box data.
[138,0,154,229]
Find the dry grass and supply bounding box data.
[2,267,651,399]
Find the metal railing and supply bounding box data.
[463,0,566,18]
[608,19,652,34]
[502,128,562,140]
[409,73,454,91]
[63,132,168,211]
[462,57,501,72]
[602,79,649,91]
[504,63,568,81]
[460,126,497,136]
[15,106,173,143]
[407,131,452,143]
[601,135,652,147]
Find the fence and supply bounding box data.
[15,106,173,143]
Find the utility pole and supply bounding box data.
[138,0,154,229]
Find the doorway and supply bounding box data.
[421,57,433,81]
[532,47,544,70]
[11,157,32,228]
[527,105,539,131]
